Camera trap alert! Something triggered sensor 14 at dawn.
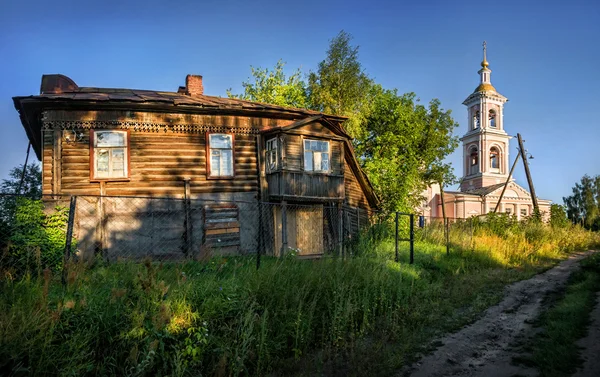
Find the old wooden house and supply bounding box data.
[13,74,378,259]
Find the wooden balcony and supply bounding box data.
[267,171,344,201]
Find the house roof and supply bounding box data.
[13,74,347,160]
[12,74,379,208]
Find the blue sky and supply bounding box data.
[1,0,598,204]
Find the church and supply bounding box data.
[422,44,551,221]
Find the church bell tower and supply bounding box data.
[460,42,511,192]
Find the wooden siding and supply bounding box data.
[344,160,370,210]
[47,127,259,197]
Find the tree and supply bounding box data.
[227,59,308,108]
[563,174,600,229]
[0,163,42,223]
[356,87,459,214]
[307,30,373,139]
[549,204,570,229]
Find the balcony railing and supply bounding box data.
[267,171,344,201]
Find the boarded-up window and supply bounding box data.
[208,134,234,178]
[92,130,128,179]
[204,204,240,249]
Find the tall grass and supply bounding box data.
[0,219,599,376]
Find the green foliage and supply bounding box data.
[517,253,600,377]
[3,198,71,274]
[549,204,570,229]
[357,88,459,214]
[229,31,460,214]
[227,59,308,108]
[563,174,600,230]
[0,163,42,223]
[307,30,373,138]
[2,218,599,376]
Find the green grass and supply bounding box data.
[514,253,600,377]
[0,220,599,376]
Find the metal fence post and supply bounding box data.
[445,219,450,256]
[395,211,399,262]
[409,213,414,264]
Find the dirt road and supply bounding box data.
[400,251,598,377]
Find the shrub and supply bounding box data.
[2,198,71,274]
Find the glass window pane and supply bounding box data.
[96,131,125,147]
[319,141,329,152]
[96,149,109,176]
[221,150,233,176]
[210,134,232,149]
[321,153,330,171]
[304,151,313,171]
[304,140,310,150]
[313,152,322,171]
[210,151,221,176]
[112,149,125,176]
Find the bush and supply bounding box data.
[2,198,71,274]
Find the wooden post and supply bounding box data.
[517,133,540,216]
[183,178,193,258]
[62,195,77,288]
[98,182,107,262]
[409,213,414,264]
[395,211,399,262]
[281,201,288,258]
[439,182,449,256]
[494,153,521,213]
[64,196,77,260]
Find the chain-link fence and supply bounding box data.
[0,193,377,276]
[1,192,514,280]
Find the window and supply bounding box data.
[521,208,527,217]
[304,139,330,172]
[92,130,128,180]
[490,147,500,170]
[473,111,480,129]
[469,147,479,175]
[266,138,278,172]
[489,109,496,128]
[506,207,512,215]
[207,134,234,178]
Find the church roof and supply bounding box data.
[461,182,507,196]
[473,82,497,93]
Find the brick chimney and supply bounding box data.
[185,74,203,95]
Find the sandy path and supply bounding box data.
[400,250,598,377]
[572,291,600,377]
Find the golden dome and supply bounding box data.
[481,59,489,68]
[474,83,496,92]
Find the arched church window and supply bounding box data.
[489,109,496,128]
[469,147,479,175]
[490,147,500,170]
[473,111,480,129]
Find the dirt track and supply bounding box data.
[400,250,598,377]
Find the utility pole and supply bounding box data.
[517,133,539,214]
[494,152,521,213]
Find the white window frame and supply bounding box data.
[207,133,234,179]
[266,138,278,173]
[91,130,129,180]
[303,138,330,173]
